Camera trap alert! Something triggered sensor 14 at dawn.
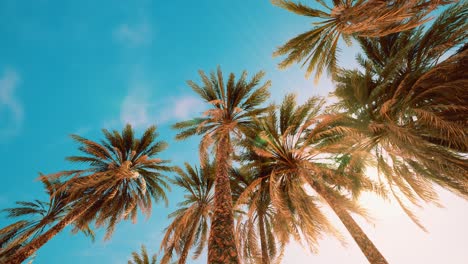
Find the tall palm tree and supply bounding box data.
[173,67,271,263]
[245,94,388,264]
[160,162,214,264]
[7,125,172,264]
[0,177,94,261]
[271,0,455,79]
[330,3,468,227]
[128,244,158,264]
[230,167,285,264]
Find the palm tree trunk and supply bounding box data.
[258,211,270,264]
[6,206,88,264]
[208,136,239,264]
[312,183,388,264]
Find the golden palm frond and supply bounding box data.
[272,0,457,79]
[128,244,158,264]
[0,177,94,260]
[329,7,467,229]
[160,162,214,264]
[236,94,387,262]
[6,125,171,264]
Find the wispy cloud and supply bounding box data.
[157,95,205,125]
[120,94,152,127]
[120,93,204,128]
[113,22,152,46]
[116,64,205,129]
[0,68,23,138]
[171,96,204,119]
[120,78,152,128]
[119,79,204,128]
[101,118,121,130]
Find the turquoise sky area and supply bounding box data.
[1,1,467,263]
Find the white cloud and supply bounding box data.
[154,95,204,125]
[117,69,204,128]
[120,93,204,128]
[121,95,151,127]
[0,69,23,137]
[113,22,152,46]
[120,90,204,128]
[120,79,152,128]
[101,119,120,130]
[166,96,204,120]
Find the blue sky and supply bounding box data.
[0,1,467,263]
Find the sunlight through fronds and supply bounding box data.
[272,0,457,79]
[328,5,468,229]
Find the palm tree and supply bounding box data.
[173,67,271,263]
[271,0,455,79]
[0,177,94,261]
[128,244,158,264]
[0,181,61,259]
[230,167,285,264]
[245,94,388,264]
[7,125,172,264]
[330,3,468,228]
[160,162,214,264]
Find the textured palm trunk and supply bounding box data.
[312,183,388,264]
[258,211,270,264]
[6,206,87,264]
[208,136,239,264]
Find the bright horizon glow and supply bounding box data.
[283,168,468,263]
[282,188,468,263]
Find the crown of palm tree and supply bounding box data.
[0,177,94,260]
[173,66,271,160]
[240,94,391,262]
[128,244,158,264]
[236,94,377,252]
[160,162,214,264]
[272,0,456,79]
[0,199,54,248]
[0,200,54,259]
[48,124,172,240]
[329,3,468,228]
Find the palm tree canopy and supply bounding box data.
[329,3,468,228]
[128,244,158,264]
[240,93,394,262]
[1,178,69,245]
[236,94,377,253]
[173,66,271,159]
[272,0,456,79]
[160,162,214,264]
[47,124,172,240]
[0,177,94,259]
